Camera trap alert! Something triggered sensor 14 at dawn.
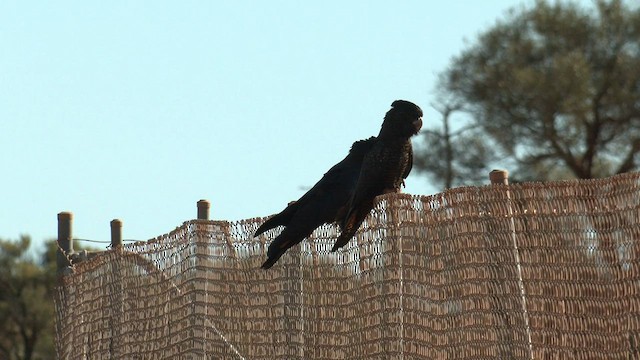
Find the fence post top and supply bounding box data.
[489,169,509,185]
[58,212,73,220]
[197,199,210,220]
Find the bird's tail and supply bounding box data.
[254,204,299,237]
[332,206,370,251]
[254,216,282,237]
[261,228,311,269]
[261,253,283,269]
[261,237,289,269]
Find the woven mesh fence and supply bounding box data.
[55,173,640,359]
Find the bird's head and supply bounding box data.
[379,100,423,139]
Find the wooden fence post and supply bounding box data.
[111,219,123,248]
[57,212,73,271]
[110,218,124,358]
[489,169,509,185]
[197,199,210,220]
[489,169,534,359]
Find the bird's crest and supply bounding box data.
[390,100,423,116]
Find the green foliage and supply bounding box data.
[417,0,640,187]
[0,237,57,360]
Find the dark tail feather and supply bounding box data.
[262,235,290,269]
[254,213,287,237]
[261,253,283,269]
[331,206,371,251]
[255,219,277,237]
[332,231,355,252]
[261,230,308,269]
[254,203,299,237]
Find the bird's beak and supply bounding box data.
[413,117,423,134]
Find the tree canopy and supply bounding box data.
[0,237,57,360]
[416,0,640,188]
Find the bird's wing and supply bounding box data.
[332,147,384,250]
[347,147,386,213]
[254,154,357,237]
[261,163,360,268]
[403,143,413,180]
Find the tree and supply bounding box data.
[415,101,499,189]
[416,0,640,187]
[0,237,57,360]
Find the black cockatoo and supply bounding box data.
[256,137,377,269]
[332,100,423,251]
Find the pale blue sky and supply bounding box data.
[2,1,594,251]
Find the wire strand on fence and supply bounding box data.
[73,238,141,244]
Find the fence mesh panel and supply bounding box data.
[55,173,640,359]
